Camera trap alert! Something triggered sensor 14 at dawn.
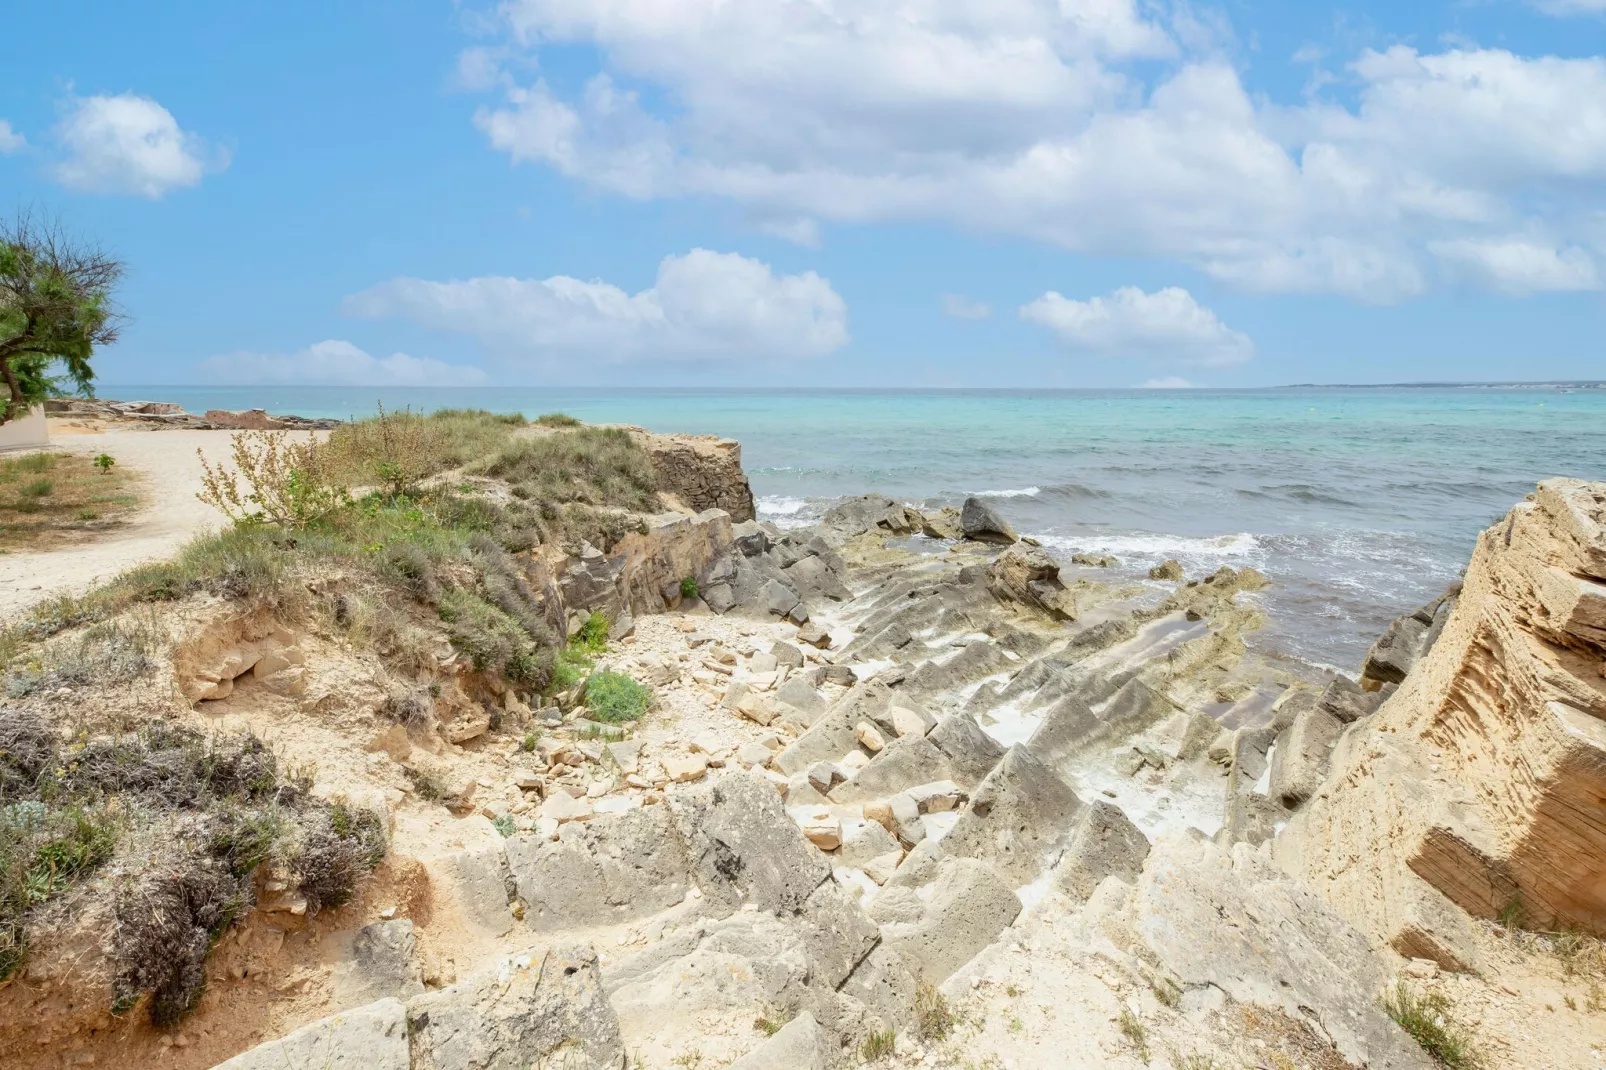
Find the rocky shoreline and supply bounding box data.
[2,425,1604,1070]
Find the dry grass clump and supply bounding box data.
[1382,981,1484,1068]
[3,618,153,698]
[483,427,658,513]
[0,709,385,1024]
[0,449,140,550]
[323,406,525,495]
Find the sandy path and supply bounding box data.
[1,427,309,620]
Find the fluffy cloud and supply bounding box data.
[467,4,1606,300]
[1530,0,1606,13]
[1429,238,1601,295]
[0,121,24,154]
[1020,286,1253,367]
[197,340,487,386]
[345,249,848,362]
[1138,376,1198,388]
[53,93,222,198]
[941,293,992,320]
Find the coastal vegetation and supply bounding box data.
[0,214,124,425]
[0,407,661,1022]
[0,449,140,550]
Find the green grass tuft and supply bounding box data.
[1382,981,1484,1068]
[584,670,651,723]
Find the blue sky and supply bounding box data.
[2,0,1604,389]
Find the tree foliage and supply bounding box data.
[0,214,125,425]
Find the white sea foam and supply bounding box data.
[975,486,1041,498]
[757,495,822,529]
[758,495,809,515]
[1034,531,1262,560]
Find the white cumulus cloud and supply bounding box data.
[467,4,1606,300]
[1021,286,1253,367]
[1529,0,1606,14]
[196,340,487,387]
[1138,376,1198,388]
[345,249,848,363]
[53,93,222,198]
[1429,238,1600,295]
[0,121,25,154]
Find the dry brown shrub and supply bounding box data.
[197,430,348,527]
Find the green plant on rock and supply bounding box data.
[859,1028,896,1062]
[1382,981,1483,1068]
[583,670,650,723]
[679,576,700,600]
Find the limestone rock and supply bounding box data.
[1267,700,1344,808]
[211,998,409,1070]
[1148,559,1184,581]
[874,857,1022,985]
[450,843,515,936]
[727,1011,832,1070]
[1130,836,1433,1069]
[934,745,1083,886]
[505,807,692,931]
[1054,801,1150,901]
[672,771,832,915]
[408,944,626,1070]
[959,497,1018,544]
[339,920,424,1004]
[988,544,1076,621]
[854,721,887,753]
[663,752,709,782]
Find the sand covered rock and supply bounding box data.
[211,999,409,1070]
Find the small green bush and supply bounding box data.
[679,576,700,600]
[584,670,650,723]
[535,412,581,427]
[859,1029,896,1061]
[574,611,610,653]
[481,428,658,513]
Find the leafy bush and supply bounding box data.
[197,430,349,528]
[584,670,650,723]
[679,576,700,600]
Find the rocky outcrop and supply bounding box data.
[1279,479,1606,968]
[634,431,756,523]
[213,999,410,1070]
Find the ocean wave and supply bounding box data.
[974,486,1041,498]
[757,496,810,515]
[1034,531,1263,560]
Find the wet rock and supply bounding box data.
[960,497,1018,544]
[1148,559,1185,582]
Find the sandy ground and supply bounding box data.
[0,425,310,620]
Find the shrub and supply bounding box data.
[584,670,650,723]
[535,412,581,428]
[197,430,349,528]
[324,407,525,495]
[481,428,658,513]
[93,453,115,474]
[574,611,610,653]
[679,576,700,600]
[1382,981,1483,1068]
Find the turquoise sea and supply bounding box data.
[110,386,1606,672]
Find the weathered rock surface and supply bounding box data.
[634,431,756,522]
[727,1011,832,1070]
[1129,836,1433,1069]
[211,998,410,1070]
[960,497,1018,543]
[1280,478,1606,966]
[408,944,626,1070]
[505,807,692,931]
[873,857,1022,985]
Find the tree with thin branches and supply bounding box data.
[0,213,126,425]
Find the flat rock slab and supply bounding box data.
[211,998,409,1070]
[874,856,1022,985]
[505,806,693,932]
[408,944,626,1070]
[728,1011,832,1070]
[1132,836,1434,1070]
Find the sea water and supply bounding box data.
[115,385,1606,672]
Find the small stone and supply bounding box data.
[840,750,871,773]
[771,641,805,668]
[690,733,723,755]
[749,651,779,673]
[806,760,845,794]
[737,741,774,768]
[1404,958,1440,979]
[905,780,965,813]
[663,753,709,783]
[889,704,937,738]
[797,623,832,649]
[737,693,776,726]
[862,850,904,885]
[855,721,887,753]
[512,768,544,791]
[792,806,842,850]
[625,773,652,789]
[539,792,594,824]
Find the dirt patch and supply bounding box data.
[0,449,143,551]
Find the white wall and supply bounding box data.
[0,407,48,451]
